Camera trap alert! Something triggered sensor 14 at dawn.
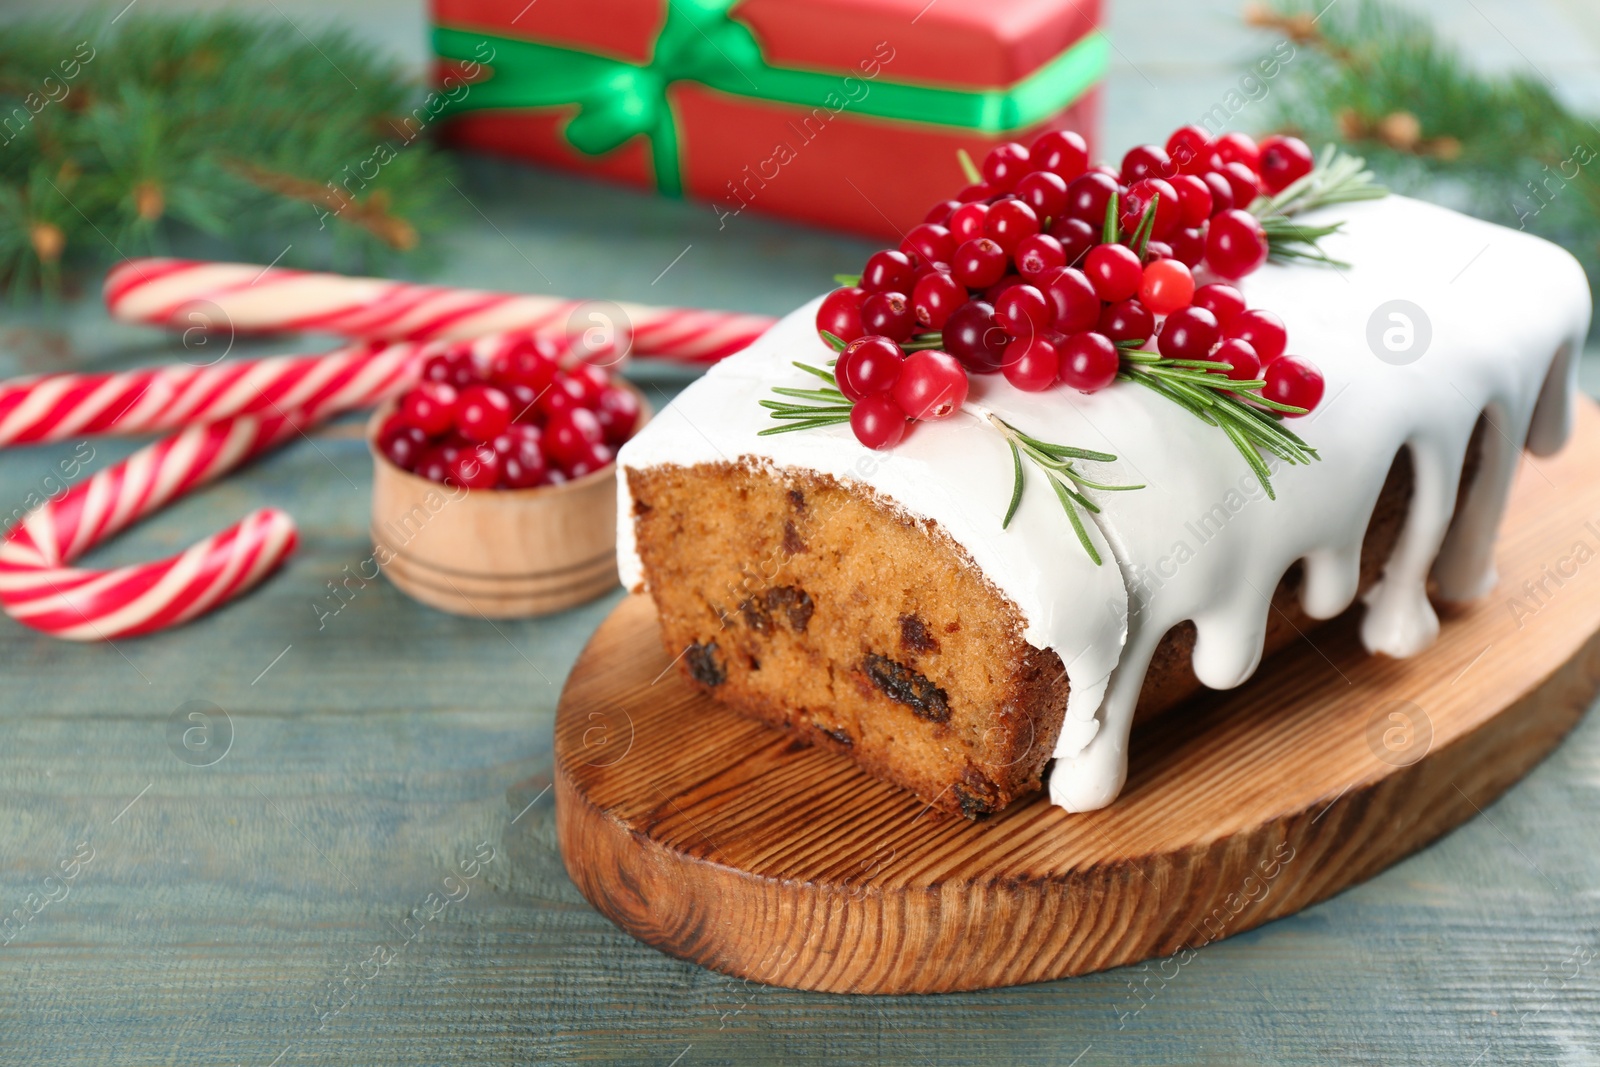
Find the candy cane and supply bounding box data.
[104,258,775,364]
[0,412,312,640]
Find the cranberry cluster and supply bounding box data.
[376,336,641,489]
[817,126,1326,449]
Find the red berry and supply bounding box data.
[545,407,604,468]
[567,363,610,406]
[957,181,996,203]
[1013,233,1066,280]
[491,421,542,459]
[892,350,968,420]
[1262,354,1324,414]
[536,374,588,420]
[982,273,1026,303]
[1084,243,1143,302]
[1143,240,1173,261]
[594,386,642,445]
[378,421,429,472]
[1038,266,1101,333]
[860,291,915,342]
[1057,332,1120,392]
[902,223,956,266]
[1157,306,1220,360]
[1224,308,1288,363]
[1192,283,1247,328]
[1204,209,1269,280]
[982,142,1031,192]
[414,445,454,484]
[399,381,459,436]
[924,199,962,226]
[952,238,1008,289]
[1002,335,1060,392]
[1217,162,1261,208]
[1212,338,1262,382]
[1257,135,1315,195]
[1168,226,1206,268]
[984,198,1040,254]
[1029,128,1089,180]
[1215,132,1260,171]
[835,336,905,401]
[817,286,866,345]
[563,440,615,479]
[488,336,561,391]
[1165,125,1214,174]
[912,271,965,330]
[1139,259,1195,316]
[941,299,1008,374]
[447,441,500,490]
[1049,217,1097,267]
[423,347,479,388]
[1202,171,1235,215]
[948,201,990,242]
[1097,299,1154,345]
[1014,170,1069,223]
[850,394,907,449]
[455,384,513,443]
[1168,174,1213,228]
[498,425,548,488]
[1064,171,1119,225]
[862,250,916,294]
[1120,178,1181,240]
[1121,144,1172,184]
[994,284,1053,338]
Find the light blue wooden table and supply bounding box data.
[2,1,1599,1063]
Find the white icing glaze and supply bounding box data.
[617,195,1591,813]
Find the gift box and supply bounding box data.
[429,0,1106,237]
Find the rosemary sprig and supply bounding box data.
[1251,145,1388,267]
[1115,347,1318,498]
[757,361,853,435]
[986,414,1142,566]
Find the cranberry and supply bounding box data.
[1084,243,1143,302]
[1139,259,1195,316]
[942,299,1009,374]
[1002,336,1060,392]
[1217,162,1261,208]
[1257,135,1315,195]
[1064,171,1119,225]
[957,181,995,203]
[498,426,548,487]
[1097,299,1154,345]
[545,407,604,468]
[1168,226,1207,268]
[1192,283,1247,328]
[1204,209,1269,280]
[816,286,866,345]
[1038,266,1101,333]
[1057,332,1120,392]
[1121,143,1172,183]
[378,421,428,472]
[912,271,965,330]
[447,441,500,490]
[892,350,968,420]
[948,201,990,242]
[1157,306,1220,360]
[503,382,541,423]
[491,422,542,459]
[563,440,615,478]
[1049,217,1097,266]
[455,384,513,443]
[901,223,956,266]
[536,374,587,419]
[924,198,962,226]
[422,348,478,388]
[984,198,1040,254]
[862,250,916,294]
[850,394,907,449]
[1262,354,1324,414]
[1202,171,1235,215]
[1144,240,1173,261]
[860,291,915,342]
[1014,170,1069,223]
[982,142,1031,192]
[982,273,1026,303]
[994,283,1054,338]
[488,335,562,390]
[1215,132,1260,171]
[414,445,454,485]
[1168,174,1213,228]
[952,238,1008,289]
[1012,233,1064,281]
[567,363,610,406]
[1165,125,1214,174]
[1120,178,1181,240]
[594,386,642,444]
[1212,338,1262,382]
[1030,128,1089,179]
[835,336,904,401]
[1224,308,1288,363]
[399,381,459,436]
[499,453,547,489]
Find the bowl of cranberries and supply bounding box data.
[367,336,649,618]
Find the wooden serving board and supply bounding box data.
[552,400,1600,995]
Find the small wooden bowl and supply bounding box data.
[366,388,650,618]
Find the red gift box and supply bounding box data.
[430,0,1106,237]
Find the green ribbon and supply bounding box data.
[433,0,1107,196]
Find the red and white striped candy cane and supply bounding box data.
[0,411,313,640]
[104,258,775,364]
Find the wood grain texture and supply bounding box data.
[555,401,1600,994]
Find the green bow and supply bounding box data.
[434,0,1107,196]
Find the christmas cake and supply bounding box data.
[616,128,1592,816]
